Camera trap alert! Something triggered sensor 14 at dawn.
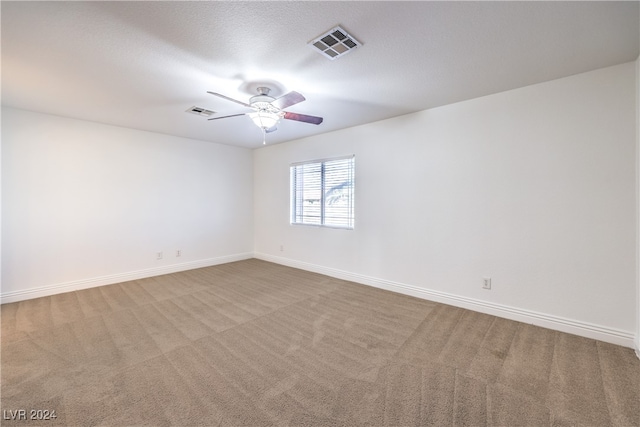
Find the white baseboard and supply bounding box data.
[255,252,637,349]
[0,252,253,304]
[3,252,637,353]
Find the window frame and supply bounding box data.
[290,155,355,230]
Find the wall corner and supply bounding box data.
[636,55,640,358]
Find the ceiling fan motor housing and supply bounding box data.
[250,89,283,117]
[250,87,277,111]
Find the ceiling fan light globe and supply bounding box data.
[249,111,280,130]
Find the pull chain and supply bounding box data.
[262,127,266,145]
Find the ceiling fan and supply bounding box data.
[207,87,323,144]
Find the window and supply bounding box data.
[290,155,355,229]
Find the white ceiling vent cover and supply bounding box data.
[308,25,361,60]
[186,106,215,117]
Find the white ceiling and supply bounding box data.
[2,1,639,149]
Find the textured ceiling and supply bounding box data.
[2,1,639,149]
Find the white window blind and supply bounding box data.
[290,156,355,229]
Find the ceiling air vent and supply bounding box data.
[308,25,361,60]
[186,106,215,117]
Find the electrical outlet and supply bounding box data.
[176,250,182,257]
[280,245,284,252]
[157,252,163,260]
[483,277,491,290]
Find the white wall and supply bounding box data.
[2,107,253,302]
[254,62,637,347]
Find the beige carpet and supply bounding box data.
[2,259,638,426]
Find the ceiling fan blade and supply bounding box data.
[207,91,252,108]
[271,91,305,110]
[283,111,323,125]
[207,113,247,121]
